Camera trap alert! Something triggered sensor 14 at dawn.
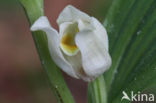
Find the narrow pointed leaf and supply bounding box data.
[103,0,156,102]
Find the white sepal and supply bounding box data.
[57,5,90,25]
[31,16,78,78]
[75,30,112,77]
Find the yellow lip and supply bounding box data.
[60,33,79,56]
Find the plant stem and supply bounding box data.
[88,76,107,103]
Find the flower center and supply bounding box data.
[60,24,79,56]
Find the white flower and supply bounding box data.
[31,5,112,82]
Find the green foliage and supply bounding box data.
[89,0,156,103]
[18,0,75,103]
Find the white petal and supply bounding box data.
[77,19,95,31]
[59,22,73,38]
[31,16,78,78]
[57,5,90,25]
[63,52,94,82]
[90,17,109,51]
[75,30,112,77]
[77,17,108,50]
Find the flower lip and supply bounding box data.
[60,33,79,56]
[60,22,80,56]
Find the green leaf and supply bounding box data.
[88,0,156,103]
[18,0,75,103]
[104,0,156,102]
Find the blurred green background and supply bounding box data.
[0,0,112,103]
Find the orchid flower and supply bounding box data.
[31,5,112,82]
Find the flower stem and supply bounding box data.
[88,75,107,103]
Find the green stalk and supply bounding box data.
[88,76,107,103]
[18,0,75,103]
